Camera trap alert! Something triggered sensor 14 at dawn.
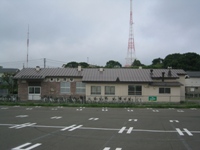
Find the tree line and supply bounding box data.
[63,52,200,71]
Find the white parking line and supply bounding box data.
[118,127,126,133]
[177,110,184,112]
[89,118,99,121]
[1,107,8,110]
[169,120,179,123]
[61,124,76,131]
[16,115,28,118]
[103,147,122,150]
[102,107,108,111]
[51,116,62,119]
[10,123,36,129]
[152,110,159,112]
[183,128,193,136]
[128,119,137,122]
[176,128,184,136]
[127,127,133,134]
[68,125,83,131]
[12,142,41,150]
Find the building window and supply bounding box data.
[128,85,142,95]
[50,78,54,82]
[76,82,86,94]
[60,82,70,93]
[105,86,115,95]
[159,88,171,94]
[28,86,41,94]
[91,86,101,95]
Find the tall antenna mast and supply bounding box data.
[125,0,136,67]
[26,24,29,68]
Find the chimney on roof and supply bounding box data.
[150,69,153,76]
[168,66,172,77]
[35,66,41,72]
[99,68,104,72]
[162,72,165,82]
[78,66,82,72]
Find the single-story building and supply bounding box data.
[14,66,186,102]
[185,71,200,97]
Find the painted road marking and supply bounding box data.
[26,108,33,110]
[118,127,133,134]
[169,108,175,110]
[127,109,133,112]
[169,120,179,123]
[1,107,8,110]
[35,106,41,108]
[190,108,197,110]
[61,124,76,131]
[152,110,159,112]
[12,142,41,150]
[103,147,122,150]
[89,118,99,121]
[177,110,184,112]
[176,128,184,136]
[16,115,28,118]
[51,108,57,110]
[118,127,126,133]
[10,123,36,129]
[183,128,193,136]
[1,123,198,136]
[176,128,193,136]
[68,125,83,131]
[51,116,62,119]
[61,124,83,131]
[102,107,108,111]
[13,106,20,108]
[128,119,137,122]
[127,127,133,134]
[147,108,152,109]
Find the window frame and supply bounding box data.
[128,85,142,95]
[60,82,70,94]
[105,86,115,95]
[76,82,86,94]
[91,86,101,95]
[159,87,171,94]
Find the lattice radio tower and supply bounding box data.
[125,0,136,67]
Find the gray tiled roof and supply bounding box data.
[0,68,19,73]
[14,68,186,83]
[186,71,200,78]
[150,82,183,87]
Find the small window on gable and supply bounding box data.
[63,78,67,82]
[50,78,54,82]
[56,78,60,82]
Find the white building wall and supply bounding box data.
[85,83,181,102]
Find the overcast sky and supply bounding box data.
[0,0,200,69]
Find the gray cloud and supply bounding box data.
[0,0,199,68]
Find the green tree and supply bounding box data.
[163,53,182,69]
[152,58,163,65]
[64,61,79,68]
[105,60,122,68]
[163,52,200,71]
[1,72,17,94]
[79,62,89,68]
[132,59,144,67]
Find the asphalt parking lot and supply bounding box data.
[0,106,200,150]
